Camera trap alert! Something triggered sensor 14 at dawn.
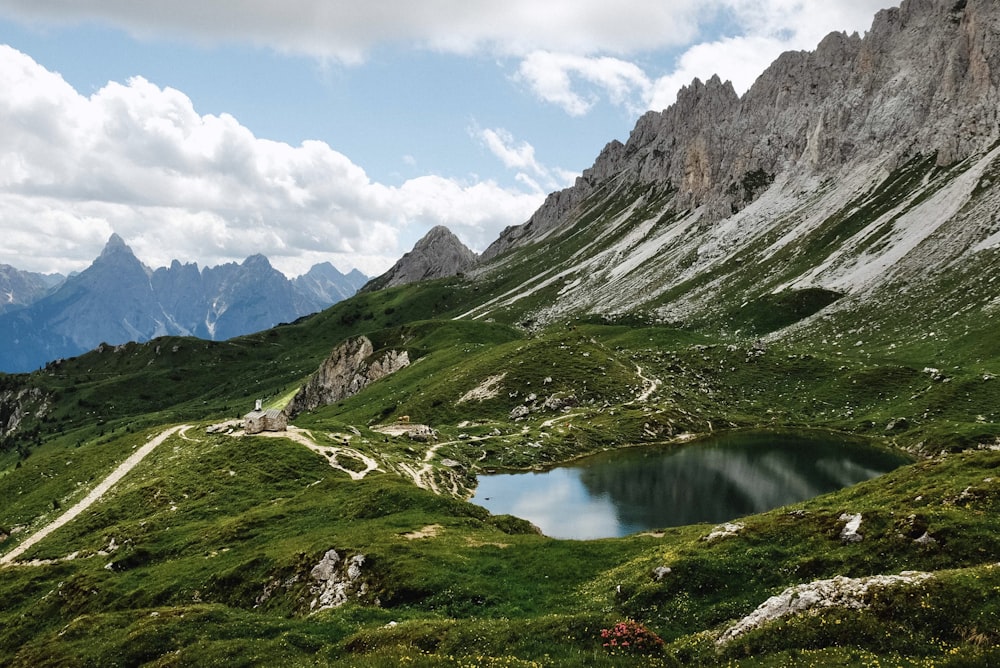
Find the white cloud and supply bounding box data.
[469,127,579,195]
[0,0,703,62]
[393,175,543,252]
[0,45,543,276]
[0,0,898,276]
[645,0,891,106]
[0,0,896,117]
[516,51,652,117]
[514,1,891,114]
[478,128,544,175]
[473,126,578,195]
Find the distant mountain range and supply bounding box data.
[0,265,65,316]
[0,234,367,372]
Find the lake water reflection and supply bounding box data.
[470,431,908,540]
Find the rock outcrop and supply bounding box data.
[308,549,372,611]
[0,386,49,438]
[839,513,865,543]
[361,226,477,293]
[718,571,933,644]
[284,336,410,417]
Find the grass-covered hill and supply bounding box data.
[1,261,999,665]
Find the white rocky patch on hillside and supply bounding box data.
[718,571,933,644]
[457,373,507,403]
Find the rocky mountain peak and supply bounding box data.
[361,226,478,293]
[465,0,1000,335]
[293,262,368,305]
[483,0,1000,260]
[242,254,272,269]
[98,233,135,261]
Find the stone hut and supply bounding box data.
[244,399,287,434]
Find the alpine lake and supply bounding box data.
[470,430,909,540]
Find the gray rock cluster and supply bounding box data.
[718,571,933,644]
[508,393,578,420]
[405,425,438,442]
[308,549,371,612]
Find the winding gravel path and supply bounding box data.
[254,426,382,480]
[631,364,661,403]
[0,425,189,567]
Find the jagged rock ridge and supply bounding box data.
[485,0,1000,260]
[468,0,1000,338]
[293,263,368,305]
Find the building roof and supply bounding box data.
[245,408,284,420]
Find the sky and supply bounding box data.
[0,0,893,279]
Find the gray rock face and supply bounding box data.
[483,0,1000,259]
[466,0,1000,335]
[362,225,477,293]
[284,335,410,417]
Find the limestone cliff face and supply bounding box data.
[361,226,478,293]
[284,336,409,417]
[482,0,1000,260]
[462,0,1000,337]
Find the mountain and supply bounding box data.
[471,0,1000,344]
[197,254,328,340]
[0,265,64,315]
[0,236,367,372]
[293,263,369,305]
[360,225,478,293]
[0,234,171,372]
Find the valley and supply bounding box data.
[1,290,999,665]
[3,0,1000,664]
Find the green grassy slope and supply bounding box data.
[0,291,998,665]
[2,420,1000,666]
